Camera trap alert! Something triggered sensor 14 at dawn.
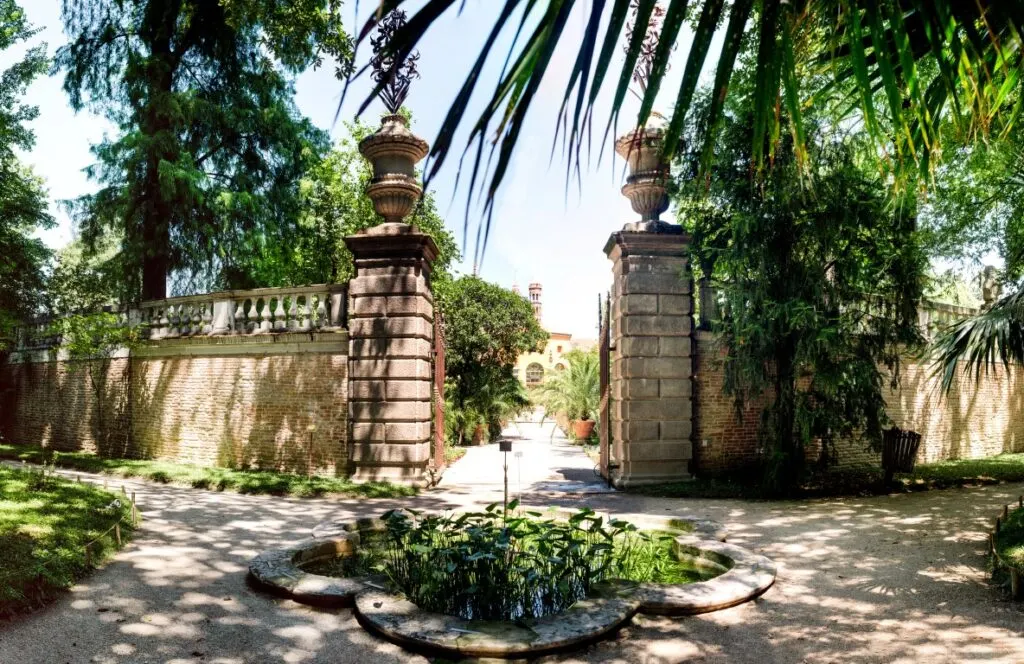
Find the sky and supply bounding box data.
[0,1,714,339]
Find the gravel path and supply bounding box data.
[3,458,1024,662]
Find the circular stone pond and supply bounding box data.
[248,508,775,659]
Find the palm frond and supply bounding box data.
[348,1,1024,262]
[933,288,1024,393]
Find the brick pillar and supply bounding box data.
[345,223,438,483]
[604,229,694,487]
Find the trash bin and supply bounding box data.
[882,427,922,486]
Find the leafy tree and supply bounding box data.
[0,0,52,353]
[57,0,354,301]
[445,371,530,446]
[236,118,459,288]
[47,237,124,315]
[676,86,926,493]
[438,276,548,444]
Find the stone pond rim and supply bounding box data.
[247,510,777,659]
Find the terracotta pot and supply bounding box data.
[572,420,596,441]
[471,425,485,446]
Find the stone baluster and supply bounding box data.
[190,304,201,335]
[259,297,272,333]
[157,307,169,339]
[272,297,286,332]
[300,294,312,331]
[287,296,299,331]
[202,301,214,334]
[316,293,327,330]
[183,304,195,336]
[168,304,181,337]
[234,299,246,334]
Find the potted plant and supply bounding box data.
[534,349,600,442]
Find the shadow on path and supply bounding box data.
[2,466,1024,662]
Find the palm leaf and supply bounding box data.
[933,289,1024,393]
[346,1,1024,260]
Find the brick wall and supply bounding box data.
[694,331,1024,474]
[0,333,349,475]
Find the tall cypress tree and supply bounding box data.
[58,0,353,301]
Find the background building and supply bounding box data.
[513,283,595,385]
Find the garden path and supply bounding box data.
[2,464,1024,663]
[437,407,613,496]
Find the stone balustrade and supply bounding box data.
[12,284,348,350]
[137,285,347,340]
[696,281,980,339]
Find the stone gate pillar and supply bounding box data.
[605,113,694,487]
[346,224,438,483]
[347,112,437,484]
[605,230,694,487]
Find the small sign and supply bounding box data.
[498,440,512,453]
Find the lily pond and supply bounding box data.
[299,505,723,621]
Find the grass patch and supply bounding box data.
[0,443,416,499]
[630,454,1024,500]
[444,444,466,465]
[909,454,1024,486]
[0,465,135,618]
[996,505,1024,572]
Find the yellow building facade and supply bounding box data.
[512,283,595,385]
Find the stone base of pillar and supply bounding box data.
[612,463,694,489]
[345,224,438,485]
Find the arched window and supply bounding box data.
[525,363,545,384]
[554,363,566,372]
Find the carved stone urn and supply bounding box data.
[615,112,677,233]
[358,113,429,228]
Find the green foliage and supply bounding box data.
[0,442,416,499]
[370,505,713,621]
[920,124,1024,281]
[47,237,124,315]
[533,348,600,423]
[444,370,531,445]
[0,465,135,618]
[50,313,140,365]
[438,276,547,444]
[57,0,354,300]
[933,288,1024,392]
[676,82,927,494]
[355,2,1022,256]
[238,118,458,288]
[994,504,1024,591]
[0,0,53,352]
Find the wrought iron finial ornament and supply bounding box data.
[369,9,421,114]
[624,1,671,100]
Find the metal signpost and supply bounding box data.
[499,439,512,515]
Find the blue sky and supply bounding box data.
[2,1,711,338]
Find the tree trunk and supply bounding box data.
[771,334,800,493]
[138,0,183,301]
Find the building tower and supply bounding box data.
[528,282,542,323]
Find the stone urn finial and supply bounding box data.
[615,112,675,233]
[359,114,429,227]
[359,8,427,230]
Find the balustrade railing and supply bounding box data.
[11,284,348,350]
[137,285,347,340]
[696,281,980,340]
